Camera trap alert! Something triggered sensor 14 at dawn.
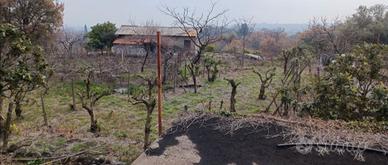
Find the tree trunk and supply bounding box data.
[189,64,198,93]
[41,94,48,127]
[230,87,237,112]
[173,57,178,93]
[0,96,3,114]
[282,102,289,117]
[127,74,131,99]
[283,57,288,74]
[90,112,98,133]
[210,66,218,82]
[192,72,197,93]
[317,57,321,79]
[15,101,22,119]
[258,84,266,100]
[0,96,3,140]
[241,37,246,67]
[265,90,281,113]
[84,106,98,133]
[143,109,152,150]
[206,66,211,82]
[71,78,76,111]
[226,79,239,113]
[2,102,14,150]
[141,48,149,73]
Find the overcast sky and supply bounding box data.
[61,0,388,27]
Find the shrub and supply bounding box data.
[204,55,221,82]
[308,44,388,121]
[205,45,216,53]
[371,84,388,121]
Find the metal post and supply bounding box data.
[156,31,163,136]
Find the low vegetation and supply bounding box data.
[0,1,388,164]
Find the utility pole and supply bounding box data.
[156,31,163,136]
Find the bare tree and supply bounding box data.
[40,85,49,127]
[281,48,296,74]
[59,28,84,111]
[235,18,255,66]
[316,18,343,54]
[59,29,84,58]
[163,2,228,93]
[225,78,240,113]
[306,18,355,58]
[265,47,311,116]
[40,69,53,127]
[77,69,111,133]
[299,18,356,78]
[129,75,156,151]
[130,21,158,72]
[253,67,276,100]
[260,28,286,62]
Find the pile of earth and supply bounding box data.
[133,113,388,165]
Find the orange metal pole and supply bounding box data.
[156,31,163,136]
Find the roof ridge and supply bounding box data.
[120,25,182,29]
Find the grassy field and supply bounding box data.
[2,58,288,164]
[3,56,386,164]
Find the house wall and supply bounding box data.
[113,45,147,56]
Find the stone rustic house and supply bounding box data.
[112,25,197,56]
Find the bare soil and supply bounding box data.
[133,115,388,165]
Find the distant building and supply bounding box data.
[112,25,197,56]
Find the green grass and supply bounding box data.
[6,61,287,164]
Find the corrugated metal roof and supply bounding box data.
[116,25,197,37]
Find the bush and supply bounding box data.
[204,55,220,82]
[308,44,388,121]
[371,84,388,121]
[179,66,189,80]
[205,45,216,53]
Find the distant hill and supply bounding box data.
[255,23,308,35]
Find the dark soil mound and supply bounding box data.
[145,116,388,165]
